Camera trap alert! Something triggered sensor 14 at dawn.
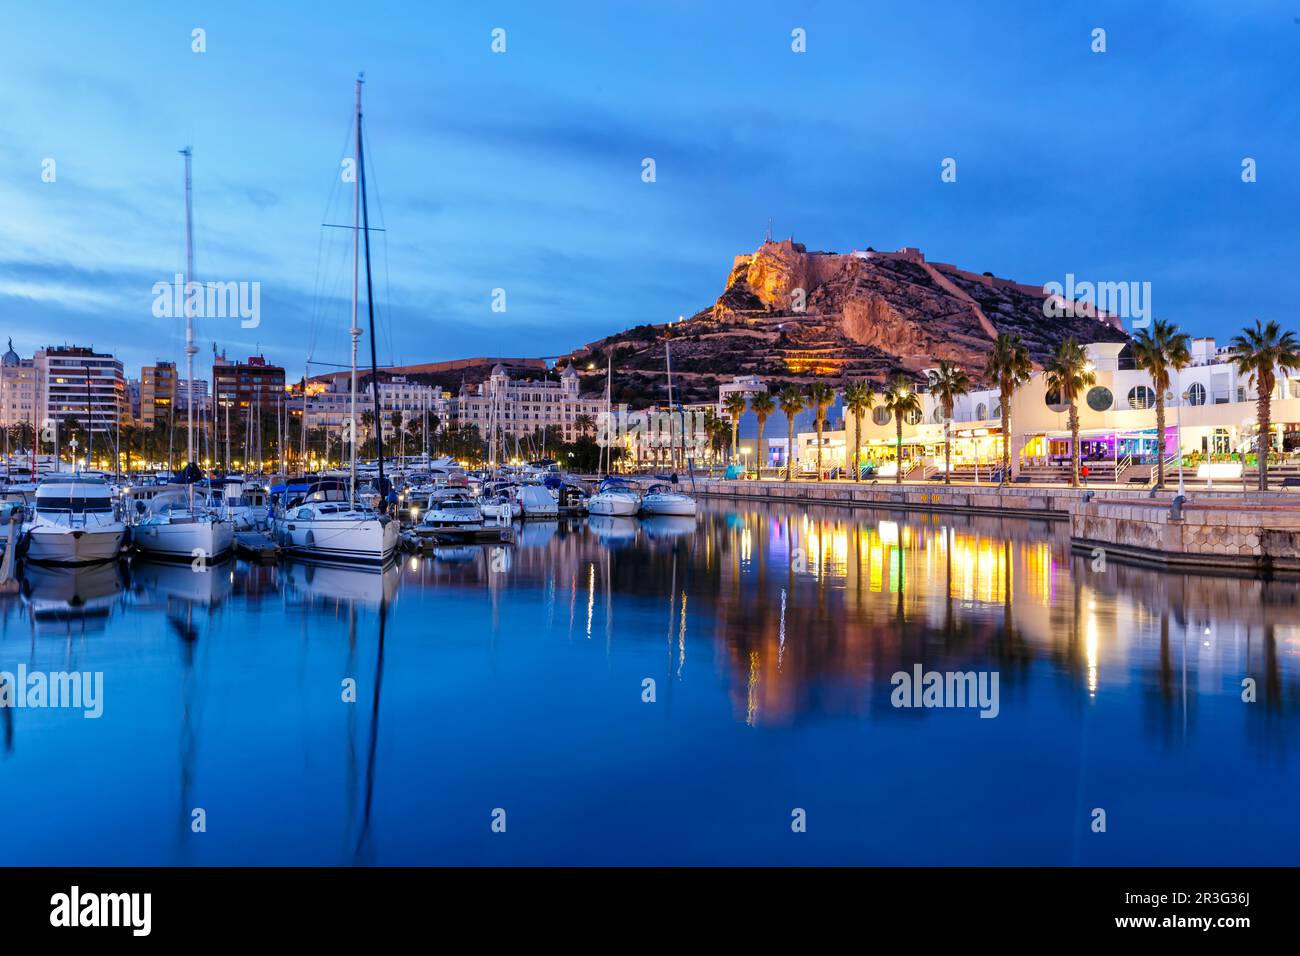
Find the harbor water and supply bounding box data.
[1,501,1296,865]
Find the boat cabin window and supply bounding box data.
[37,496,113,513]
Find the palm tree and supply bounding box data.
[842,381,875,481]
[882,375,921,484]
[984,333,1033,483]
[749,391,775,478]
[723,393,748,463]
[1229,319,1300,490]
[807,382,836,480]
[1043,338,1096,487]
[777,385,804,481]
[927,361,971,485]
[1131,319,1191,488]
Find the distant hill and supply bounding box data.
[562,239,1130,405]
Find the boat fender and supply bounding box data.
[305,530,315,548]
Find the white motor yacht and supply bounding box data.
[22,475,126,565]
[587,477,641,517]
[418,492,483,533]
[478,481,522,521]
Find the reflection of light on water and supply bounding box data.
[585,562,595,639]
[869,542,884,592]
[778,588,786,669]
[1085,596,1099,696]
[746,650,759,726]
[678,591,687,677]
[878,520,898,546]
[741,528,752,563]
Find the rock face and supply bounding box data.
[568,239,1130,405]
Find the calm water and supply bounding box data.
[1,502,1297,865]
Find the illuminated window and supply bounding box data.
[1128,385,1155,410]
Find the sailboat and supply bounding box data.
[133,147,234,562]
[638,319,696,516]
[271,76,398,566]
[587,354,641,516]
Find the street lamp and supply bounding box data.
[1169,389,1185,497]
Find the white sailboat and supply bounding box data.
[639,482,697,516]
[271,76,397,567]
[134,146,234,562]
[638,321,697,517]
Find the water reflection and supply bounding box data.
[0,502,1298,864]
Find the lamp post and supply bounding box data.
[1170,389,1185,497]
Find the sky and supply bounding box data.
[1,0,1298,381]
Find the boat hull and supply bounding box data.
[587,494,639,516]
[273,516,399,566]
[640,496,697,516]
[24,525,126,566]
[133,518,235,562]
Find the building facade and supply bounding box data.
[786,336,1300,478]
[212,352,285,415]
[34,345,128,436]
[457,365,604,447]
[0,340,38,429]
[139,360,177,427]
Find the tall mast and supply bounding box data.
[603,355,612,476]
[665,321,676,470]
[181,147,197,468]
[349,76,362,503]
[357,85,387,506]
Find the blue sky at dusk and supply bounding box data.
[1,1,1297,379]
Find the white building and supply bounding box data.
[717,374,767,414]
[457,365,604,447]
[0,339,38,429]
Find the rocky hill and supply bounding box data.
[565,239,1130,406]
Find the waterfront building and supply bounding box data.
[716,374,767,414]
[34,345,128,436]
[0,339,38,429]
[457,364,604,447]
[790,336,1300,479]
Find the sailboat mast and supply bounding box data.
[665,322,676,470]
[603,355,611,476]
[181,147,197,467]
[357,94,386,506]
[349,77,362,503]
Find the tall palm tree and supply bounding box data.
[843,381,875,481]
[1229,319,1300,490]
[882,375,922,484]
[777,385,804,481]
[927,361,971,485]
[723,393,748,463]
[807,382,836,481]
[1131,319,1191,488]
[1043,338,1096,487]
[983,333,1032,483]
[749,391,775,478]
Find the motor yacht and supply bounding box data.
[586,477,641,517]
[22,475,126,565]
